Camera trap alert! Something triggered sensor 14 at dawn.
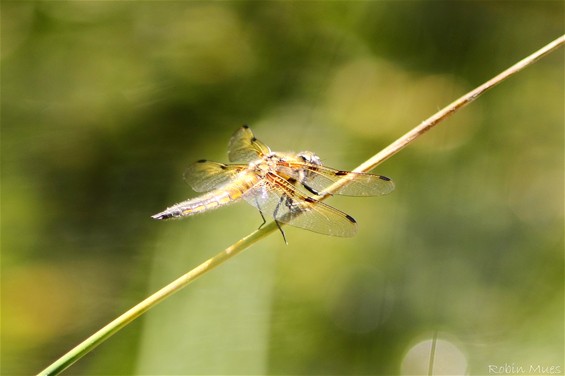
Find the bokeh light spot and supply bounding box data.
[401,336,467,375]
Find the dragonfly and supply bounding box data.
[152,126,394,243]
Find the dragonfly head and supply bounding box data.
[297,151,322,166]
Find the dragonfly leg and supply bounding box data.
[273,195,288,245]
[255,196,267,229]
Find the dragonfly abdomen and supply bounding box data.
[151,187,245,220]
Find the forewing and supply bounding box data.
[243,175,358,237]
[183,160,247,192]
[228,125,271,163]
[299,164,395,196]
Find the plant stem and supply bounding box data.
[38,34,564,376]
[38,223,278,376]
[322,34,565,194]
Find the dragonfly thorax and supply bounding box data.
[248,152,281,178]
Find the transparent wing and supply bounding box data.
[183,160,248,193]
[289,163,395,196]
[228,125,271,163]
[243,174,358,237]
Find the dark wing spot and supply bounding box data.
[287,177,297,184]
[251,137,257,142]
[304,197,317,203]
[220,164,227,170]
[242,124,249,129]
[303,184,320,195]
[336,170,348,176]
[196,159,207,163]
[345,214,357,223]
[379,176,391,181]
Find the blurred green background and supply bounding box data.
[2,1,563,375]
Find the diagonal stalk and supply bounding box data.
[38,34,564,376]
